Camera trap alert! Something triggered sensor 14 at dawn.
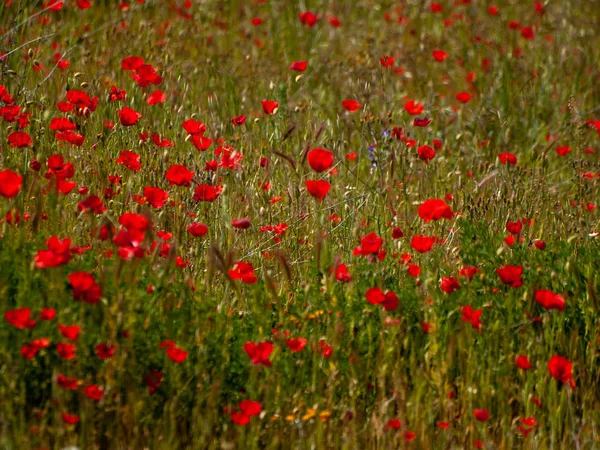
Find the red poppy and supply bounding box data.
[380,56,394,67]
[5,307,36,329]
[290,61,307,72]
[299,11,318,27]
[244,341,273,366]
[229,261,258,284]
[548,355,572,383]
[239,400,262,417]
[404,431,416,442]
[432,50,448,61]
[456,92,471,103]
[116,150,142,171]
[56,342,76,360]
[188,222,209,237]
[68,271,101,304]
[261,100,278,115]
[307,148,334,172]
[146,89,167,106]
[182,119,207,135]
[231,412,250,426]
[535,290,565,311]
[232,218,251,229]
[78,195,107,214]
[342,99,361,112]
[418,198,453,222]
[57,374,79,390]
[358,232,383,255]
[417,145,435,163]
[34,236,73,269]
[29,338,49,351]
[366,287,385,305]
[165,164,194,186]
[521,27,534,39]
[40,308,57,320]
[83,384,105,401]
[461,305,483,329]
[7,131,32,148]
[497,265,523,288]
[59,324,80,341]
[499,152,517,165]
[405,100,424,115]
[385,418,401,430]
[407,264,421,277]
[61,413,80,425]
[506,221,522,234]
[121,56,144,71]
[556,146,572,156]
[95,343,115,359]
[231,115,246,126]
[459,266,481,281]
[286,337,307,352]
[118,106,142,126]
[194,184,222,202]
[21,344,38,359]
[167,346,188,363]
[381,291,398,311]
[440,277,460,294]
[305,180,331,201]
[333,263,351,282]
[144,187,168,209]
[0,170,23,198]
[474,409,489,422]
[516,355,532,370]
[411,235,435,253]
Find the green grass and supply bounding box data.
[0,0,599,448]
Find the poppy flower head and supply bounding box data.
[516,355,532,370]
[244,341,273,366]
[440,277,460,294]
[0,170,23,198]
[404,100,424,115]
[228,261,258,284]
[261,100,278,115]
[286,337,307,352]
[499,153,517,165]
[497,265,524,288]
[456,92,471,103]
[411,235,435,253]
[418,198,453,222]
[474,409,489,422]
[118,106,142,126]
[299,11,318,27]
[432,50,448,61]
[548,355,572,383]
[165,165,194,187]
[333,263,351,282]
[342,99,361,112]
[417,145,435,163]
[307,148,334,173]
[535,289,565,311]
[305,180,331,201]
[290,61,307,72]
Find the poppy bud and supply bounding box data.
[28,49,34,58]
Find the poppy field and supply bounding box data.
[1,0,600,448]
